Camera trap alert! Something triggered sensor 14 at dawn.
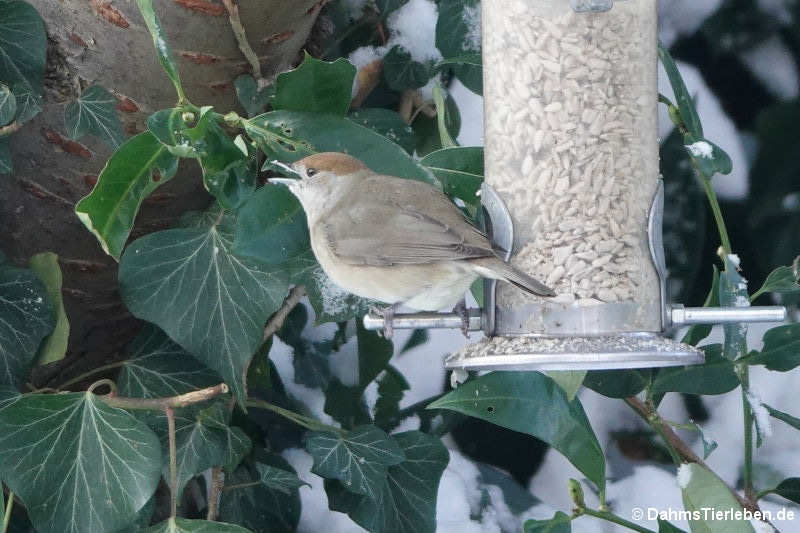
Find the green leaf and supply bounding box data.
[547,371,586,401]
[147,106,215,158]
[429,372,605,489]
[658,43,702,138]
[28,252,69,365]
[0,1,46,103]
[435,0,482,95]
[0,260,54,387]
[435,54,482,69]
[199,120,255,209]
[582,369,650,398]
[357,321,393,387]
[383,46,432,91]
[327,430,448,533]
[476,462,538,514]
[744,324,800,371]
[348,108,416,154]
[219,455,301,533]
[64,85,125,148]
[0,392,162,533]
[432,85,458,148]
[0,137,10,174]
[234,74,273,118]
[75,131,179,260]
[135,0,185,102]
[245,110,436,186]
[678,463,755,533]
[11,82,41,124]
[306,425,404,496]
[719,257,749,360]
[765,404,800,431]
[651,345,739,395]
[419,147,482,207]
[144,517,253,533]
[119,210,290,405]
[658,519,687,533]
[684,137,733,179]
[681,266,720,346]
[273,53,355,116]
[375,0,407,17]
[753,262,800,298]
[255,463,309,494]
[233,185,309,264]
[764,478,800,505]
[523,511,572,533]
[0,83,16,126]
[374,365,409,431]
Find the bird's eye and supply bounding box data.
[306,168,318,177]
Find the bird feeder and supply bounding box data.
[364,0,785,370]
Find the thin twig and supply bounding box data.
[245,397,344,434]
[2,490,13,533]
[206,467,224,521]
[55,361,127,391]
[578,508,655,533]
[263,285,306,341]
[166,407,178,518]
[221,0,263,85]
[100,383,229,411]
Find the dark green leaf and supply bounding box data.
[429,372,605,489]
[400,329,428,354]
[719,257,749,360]
[657,43,702,138]
[135,0,185,101]
[679,463,754,533]
[0,1,46,102]
[247,337,272,391]
[547,371,586,401]
[753,262,800,298]
[357,321,393,387]
[0,83,15,126]
[0,393,161,533]
[681,266,720,346]
[306,425,404,496]
[0,137,10,174]
[144,517,252,532]
[435,0,482,94]
[435,54,482,69]
[255,463,309,494]
[0,260,54,387]
[375,0,407,17]
[374,365,409,431]
[235,74,273,118]
[27,252,68,366]
[219,455,301,533]
[64,85,125,148]
[200,121,255,209]
[658,519,687,533]
[524,511,572,533]
[147,106,215,158]
[246,110,435,185]
[765,404,800,431]
[420,147,482,207]
[383,46,432,91]
[651,344,739,395]
[119,210,290,404]
[328,431,448,533]
[476,462,538,514]
[766,478,800,505]
[744,324,800,371]
[324,379,372,428]
[233,185,309,264]
[75,131,179,260]
[348,108,416,154]
[11,82,41,124]
[273,53,355,116]
[291,338,331,389]
[582,369,650,398]
[684,136,733,178]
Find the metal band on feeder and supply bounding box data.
[364,0,786,370]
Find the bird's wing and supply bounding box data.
[321,201,495,267]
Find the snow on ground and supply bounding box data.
[742,36,800,100]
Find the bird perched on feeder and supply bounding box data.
[270,152,555,337]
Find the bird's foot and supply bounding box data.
[452,299,470,338]
[369,304,397,339]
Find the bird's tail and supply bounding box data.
[470,257,556,297]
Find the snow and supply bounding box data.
[676,464,693,489]
[685,141,714,158]
[746,390,774,441]
[448,78,484,146]
[658,0,723,48]
[728,253,742,269]
[741,36,800,100]
[751,519,776,533]
[461,4,481,52]
[385,0,442,63]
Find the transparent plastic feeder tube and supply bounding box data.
[483,0,660,336]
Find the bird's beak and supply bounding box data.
[269,177,298,188]
[268,159,302,189]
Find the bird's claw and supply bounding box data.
[452,300,470,338]
[369,305,395,339]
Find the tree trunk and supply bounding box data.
[1,0,324,384]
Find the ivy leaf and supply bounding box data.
[75,131,179,260]
[744,324,800,371]
[383,46,432,91]
[147,106,215,158]
[0,259,54,387]
[0,393,162,533]
[219,455,301,533]
[0,137,10,174]
[11,82,42,124]
[583,369,650,398]
[0,1,46,106]
[0,83,16,126]
[763,478,800,505]
[64,85,125,148]
[119,210,290,405]
[429,371,605,490]
[752,261,800,298]
[144,517,253,532]
[306,425,404,496]
[374,365,409,431]
[28,252,69,366]
[420,147,482,208]
[658,43,702,138]
[650,345,739,395]
[199,121,256,209]
[435,0,482,95]
[245,110,436,186]
[523,511,572,533]
[326,431,448,533]
[135,0,185,101]
[679,463,755,533]
[233,185,310,265]
[273,53,355,116]
[235,74,273,118]
[349,108,416,154]
[255,463,309,494]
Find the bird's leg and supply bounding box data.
[452,298,470,338]
[369,303,401,339]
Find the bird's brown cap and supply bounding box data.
[293,152,369,176]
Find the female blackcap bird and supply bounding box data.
[271,152,555,336]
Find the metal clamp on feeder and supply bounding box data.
[363,0,786,371]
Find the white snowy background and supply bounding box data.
[273,1,800,531]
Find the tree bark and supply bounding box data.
[1,0,325,384]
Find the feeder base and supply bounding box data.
[444,333,703,371]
